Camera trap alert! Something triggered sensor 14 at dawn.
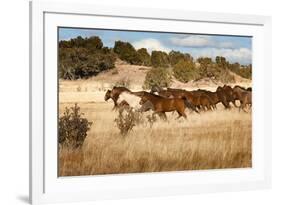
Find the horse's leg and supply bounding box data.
[238,100,244,112]
[181,111,187,119]
[162,112,167,121]
[176,111,182,119]
[242,102,248,113]
[233,100,239,108]
[176,108,187,119]
[158,112,167,121]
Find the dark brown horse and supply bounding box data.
[216,85,235,109]
[138,91,198,120]
[233,86,252,112]
[222,85,237,107]
[197,89,220,109]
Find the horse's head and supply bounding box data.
[104,90,112,101]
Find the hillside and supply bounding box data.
[59,59,251,94]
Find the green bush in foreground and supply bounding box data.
[59,104,92,148]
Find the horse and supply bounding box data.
[222,85,237,107]
[216,86,232,109]
[104,86,131,109]
[197,89,220,110]
[199,89,220,109]
[233,86,252,112]
[191,89,215,111]
[166,87,213,111]
[138,91,198,120]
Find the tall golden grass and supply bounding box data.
[59,102,251,176]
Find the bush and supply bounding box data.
[137,48,151,66]
[113,41,141,64]
[229,63,252,79]
[173,59,199,83]
[169,50,192,66]
[114,107,143,136]
[143,67,172,89]
[59,104,92,148]
[197,57,213,77]
[58,36,116,80]
[151,51,170,68]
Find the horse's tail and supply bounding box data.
[182,96,199,113]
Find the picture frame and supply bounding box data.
[30,1,272,204]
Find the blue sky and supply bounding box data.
[59,27,252,65]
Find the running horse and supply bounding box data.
[232,85,252,112]
[104,86,131,109]
[138,91,198,120]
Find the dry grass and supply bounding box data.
[59,101,252,176]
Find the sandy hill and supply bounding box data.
[59,59,251,93]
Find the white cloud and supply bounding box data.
[132,38,171,53]
[171,36,212,47]
[170,36,235,49]
[192,48,252,64]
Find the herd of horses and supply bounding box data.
[104,84,252,120]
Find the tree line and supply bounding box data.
[59,36,252,86]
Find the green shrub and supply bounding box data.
[228,63,252,79]
[151,51,170,68]
[143,67,172,89]
[59,104,92,148]
[173,59,199,83]
[114,107,143,136]
[113,41,141,64]
[58,36,116,80]
[197,57,213,78]
[169,50,192,66]
[137,48,151,66]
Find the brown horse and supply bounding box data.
[139,91,198,120]
[191,90,214,111]
[104,86,131,109]
[166,87,212,111]
[233,86,252,112]
[151,86,202,112]
[197,89,220,109]
[216,86,232,109]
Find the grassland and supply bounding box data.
[59,95,252,176]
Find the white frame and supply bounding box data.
[30,1,272,204]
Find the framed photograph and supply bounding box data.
[30,1,272,204]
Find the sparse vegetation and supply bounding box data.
[59,103,92,148]
[59,37,252,82]
[59,102,252,176]
[114,107,143,136]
